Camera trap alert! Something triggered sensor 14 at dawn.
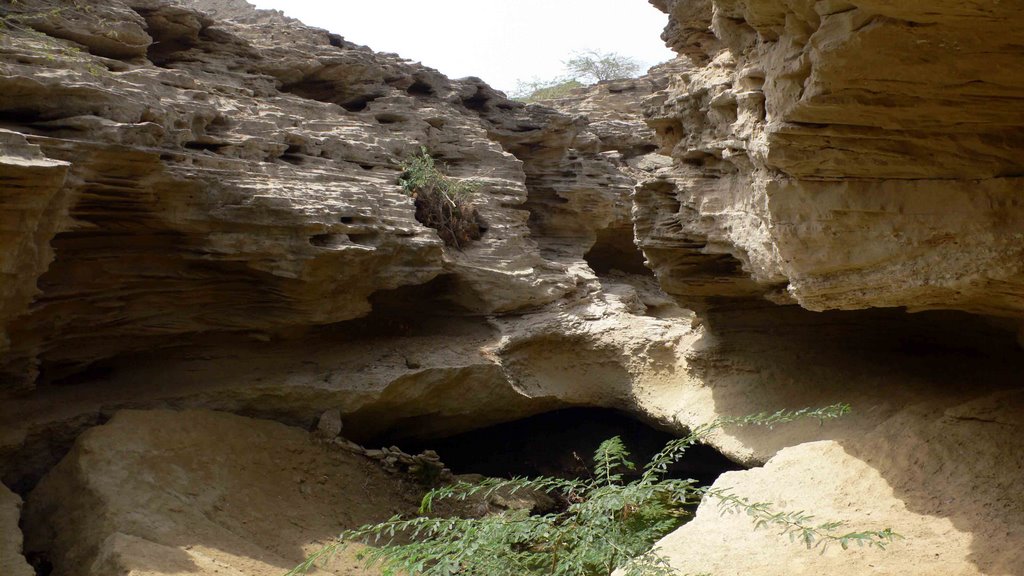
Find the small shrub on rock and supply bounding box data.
[288,403,898,576]
[399,149,485,250]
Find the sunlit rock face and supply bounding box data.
[641,0,1024,316]
[0,0,564,391]
[0,484,33,576]
[0,0,688,493]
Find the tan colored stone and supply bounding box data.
[641,0,1024,317]
[0,0,685,495]
[22,409,421,576]
[0,484,34,576]
[656,390,1024,576]
[0,0,643,392]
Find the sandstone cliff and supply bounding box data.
[641,0,1024,317]
[639,1,1024,574]
[0,0,689,488]
[1,0,1023,575]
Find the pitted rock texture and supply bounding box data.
[0,0,650,393]
[4,2,1024,576]
[640,0,1024,316]
[0,0,671,487]
[0,0,687,501]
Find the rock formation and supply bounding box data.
[1,0,1023,575]
[637,1,1024,574]
[640,0,1024,316]
[1,483,33,576]
[21,409,424,576]
[0,0,683,487]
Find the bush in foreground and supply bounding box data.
[288,404,897,576]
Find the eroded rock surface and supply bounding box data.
[660,390,1024,576]
[0,0,673,491]
[3,1,1024,575]
[641,0,1024,316]
[637,1,1024,574]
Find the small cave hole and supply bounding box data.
[346,232,379,246]
[281,143,305,165]
[309,233,341,248]
[341,97,372,112]
[584,227,652,276]
[402,408,745,486]
[184,141,227,152]
[407,80,435,97]
[339,215,375,225]
[314,274,484,341]
[461,90,490,112]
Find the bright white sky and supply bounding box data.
[247,0,676,94]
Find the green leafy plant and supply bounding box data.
[398,148,485,250]
[564,50,641,84]
[512,78,585,103]
[287,403,898,576]
[510,50,642,102]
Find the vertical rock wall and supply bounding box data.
[640,2,1024,575]
[640,0,1024,317]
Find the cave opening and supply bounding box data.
[402,407,745,487]
[584,226,652,276]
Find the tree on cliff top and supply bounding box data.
[512,50,642,102]
[564,50,641,83]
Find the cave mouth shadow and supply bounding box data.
[696,305,1024,575]
[402,407,745,487]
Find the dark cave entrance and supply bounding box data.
[403,407,745,486]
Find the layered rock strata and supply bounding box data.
[0,0,676,491]
[640,0,1024,316]
[3,0,1024,575]
[640,1,1024,574]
